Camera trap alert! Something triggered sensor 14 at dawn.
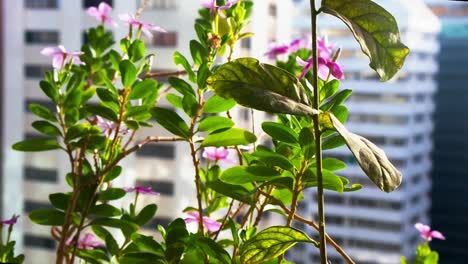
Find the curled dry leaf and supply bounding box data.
[327,113,402,192]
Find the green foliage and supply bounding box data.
[201,128,257,147]
[239,226,317,264]
[150,107,190,139]
[321,0,410,81]
[29,209,65,226]
[12,139,61,152]
[207,58,318,116]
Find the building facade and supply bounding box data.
[1,0,293,263]
[425,1,468,263]
[288,1,440,263]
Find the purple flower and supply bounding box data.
[296,56,344,81]
[202,147,230,162]
[87,2,117,27]
[66,233,104,250]
[264,43,290,60]
[289,38,308,53]
[1,215,19,226]
[119,14,166,38]
[95,116,128,137]
[317,36,334,59]
[201,0,238,16]
[123,186,160,196]
[41,45,84,69]
[415,223,445,241]
[184,212,221,233]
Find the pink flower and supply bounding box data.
[415,223,445,241]
[296,56,344,81]
[67,233,104,250]
[123,186,160,196]
[264,43,290,60]
[201,0,238,16]
[202,147,230,162]
[41,45,84,69]
[317,36,333,59]
[119,14,166,38]
[95,116,128,137]
[289,38,308,53]
[1,215,19,226]
[184,212,221,233]
[87,2,117,27]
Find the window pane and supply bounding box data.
[25,30,59,45]
[83,0,112,9]
[25,0,59,9]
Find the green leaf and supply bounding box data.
[165,219,189,263]
[207,180,254,204]
[29,209,65,226]
[97,188,126,201]
[198,116,234,132]
[190,40,208,66]
[299,127,315,159]
[134,204,157,226]
[173,51,196,82]
[168,77,195,96]
[321,0,409,81]
[304,169,345,192]
[128,39,146,62]
[322,134,346,150]
[320,80,339,102]
[262,122,298,144]
[49,193,70,210]
[203,95,236,113]
[40,80,59,103]
[182,93,198,117]
[90,218,139,236]
[166,93,184,109]
[201,128,256,147]
[240,226,317,264]
[120,60,137,87]
[207,58,319,116]
[150,107,190,139]
[83,105,118,122]
[328,113,402,192]
[318,157,347,172]
[103,166,122,182]
[32,121,62,137]
[131,233,165,257]
[90,204,122,217]
[251,150,294,171]
[197,63,211,89]
[129,79,159,100]
[12,138,61,152]
[29,103,57,122]
[220,166,281,185]
[120,253,166,264]
[321,89,352,111]
[185,234,231,264]
[106,235,120,256]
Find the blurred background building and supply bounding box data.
[4,0,468,264]
[425,1,468,263]
[288,0,440,263]
[0,0,294,263]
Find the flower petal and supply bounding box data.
[431,231,446,240]
[86,7,100,18]
[98,2,112,15]
[52,55,65,69]
[415,223,430,233]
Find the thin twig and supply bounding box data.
[144,70,187,79]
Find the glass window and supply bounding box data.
[136,144,175,159]
[25,64,52,79]
[24,167,58,182]
[24,234,56,249]
[151,32,178,47]
[141,0,177,9]
[25,30,59,45]
[25,0,58,9]
[83,0,112,8]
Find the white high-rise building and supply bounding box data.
[1,0,293,263]
[288,1,440,263]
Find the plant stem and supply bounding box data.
[189,90,206,234]
[309,1,327,263]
